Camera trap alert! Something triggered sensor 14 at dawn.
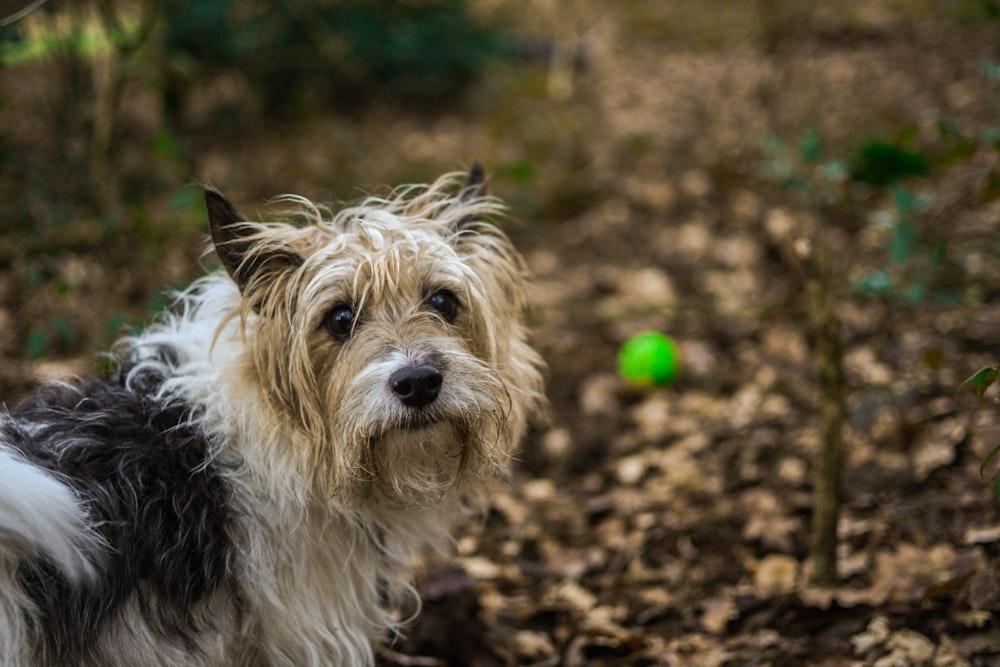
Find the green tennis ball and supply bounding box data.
[618,331,681,387]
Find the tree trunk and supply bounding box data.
[807,250,846,587]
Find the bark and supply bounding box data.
[806,249,846,587]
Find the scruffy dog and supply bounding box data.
[0,165,545,666]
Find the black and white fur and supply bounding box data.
[1,358,241,665]
[0,167,545,666]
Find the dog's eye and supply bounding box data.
[426,290,460,323]
[323,304,355,340]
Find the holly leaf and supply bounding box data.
[982,442,1000,480]
[962,364,1000,400]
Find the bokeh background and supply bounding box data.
[2,1,1000,664]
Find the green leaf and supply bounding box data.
[153,130,191,166]
[782,175,809,193]
[855,269,893,294]
[963,363,1000,399]
[821,161,848,182]
[979,59,1000,79]
[889,222,919,264]
[933,289,962,307]
[850,140,930,186]
[503,159,535,185]
[985,128,1000,152]
[763,136,785,153]
[51,316,73,346]
[890,184,931,214]
[26,330,47,361]
[799,126,823,163]
[984,443,1000,478]
[900,280,926,305]
[149,292,169,315]
[106,314,127,340]
[891,184,914,211]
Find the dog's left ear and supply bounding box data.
[204,186,303,294]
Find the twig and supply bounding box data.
[0,0,50,28]
[376,646,447,667]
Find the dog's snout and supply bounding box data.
[390,364,443,408]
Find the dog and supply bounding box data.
[0,164,545,666]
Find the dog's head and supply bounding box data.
[205,166,544,506]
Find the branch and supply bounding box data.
[0,0,50,28]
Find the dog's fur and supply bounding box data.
[0,166,545,666]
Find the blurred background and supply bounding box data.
[2,1,1000,664]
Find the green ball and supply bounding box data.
[618,331,681,387]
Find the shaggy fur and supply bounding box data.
[0,167,545,666]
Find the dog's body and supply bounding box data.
[0,167,544,666]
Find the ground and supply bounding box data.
[2,2,1000,665]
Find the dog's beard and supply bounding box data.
[360,420,470,505]
[329,352,511,507]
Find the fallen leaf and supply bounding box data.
[753,554,800,597]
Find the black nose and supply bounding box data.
[390,364,443,408]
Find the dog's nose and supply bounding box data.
[390,364,443,408]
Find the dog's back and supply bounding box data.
[0,361,243,666]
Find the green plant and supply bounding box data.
[946,0,1000,23]
[26,315,75,361]
[849,137,929,186]
[758,118,998,585]
[853,184,946,306]
[161,0,506,119]
[764,121,999,308]
[964,364,1000,500]
[760,127,850,586]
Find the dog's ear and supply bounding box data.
[204,186,302,294]
[456,162,488,231]
[461,162,487,201]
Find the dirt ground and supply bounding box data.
[3,2,1000,665]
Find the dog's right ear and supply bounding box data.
[204,186,303,294]
[460,161,487,201]
[454,162,490,232]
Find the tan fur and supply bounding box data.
[210,173,544,509]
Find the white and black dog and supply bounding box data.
[0,166,545,666]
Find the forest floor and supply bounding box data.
[2,2,1000,666]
